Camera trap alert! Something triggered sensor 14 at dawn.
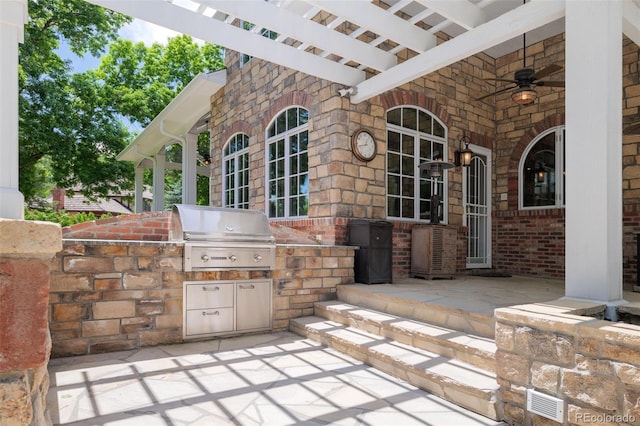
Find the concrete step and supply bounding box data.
[290,316,501,421]
[337,284,496,338]
[314,300,496,373]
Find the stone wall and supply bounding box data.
[209,44,496,277]
[495,301,640,425]
[49,240,354,357]
[0,220,62,426]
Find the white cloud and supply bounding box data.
[119,19,183,46]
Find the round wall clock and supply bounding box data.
[351,129,377,161]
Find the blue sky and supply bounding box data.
[59,19,182,72]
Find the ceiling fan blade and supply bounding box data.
[535,80,565,88]
[624,123,640,135]
[532,64,563,80]
[483,78,518,84]
[475,84,517,101]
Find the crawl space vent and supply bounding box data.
[527,389,564,422]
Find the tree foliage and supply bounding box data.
[19,0,225,206]
[19,0,131,201]
[97,35,225,128]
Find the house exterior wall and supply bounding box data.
[491,35,640,289]
[208,43,497,278]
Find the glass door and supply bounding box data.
[463,146,491,268]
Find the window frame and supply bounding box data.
[222,133,250,209]
[385,106,449,223]
[264,107,310,219]
[518,125,566,210]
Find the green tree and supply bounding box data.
[19,1,224,205]
[96,35,225,128]
[19,0,131,201]
[96,35,224,205]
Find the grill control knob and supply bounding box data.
[201,254,210,262]
[229,255,237,262]
[254,254,263,262]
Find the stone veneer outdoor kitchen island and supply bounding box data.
[48,212,355,357]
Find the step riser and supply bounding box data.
[337,286,496,338]
[315,303,496,373]
[292,318,500,421]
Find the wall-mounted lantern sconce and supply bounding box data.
[454,135,474,167]
[535,164,546,183]
[199,153,211,166]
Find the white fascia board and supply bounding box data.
[623,1,640,49]
[202,0,397,71]
[117,70,226,163]
[350,0,565,103]
[86,0,365,86]
[414,0,486,30]
[307,0,437,53]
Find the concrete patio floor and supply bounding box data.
[47,332,505,426]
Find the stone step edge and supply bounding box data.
[314,300,496,372]
[290,316,501,421]
[336,285,496,338]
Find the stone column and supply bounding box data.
[0,219,62,425]
[564,0,625,316]
[0,0,28,219]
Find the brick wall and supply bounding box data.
[494,209,565,279]
[61,211,170,241]
[49,240,354,357]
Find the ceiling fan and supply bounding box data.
[476,3,565,104]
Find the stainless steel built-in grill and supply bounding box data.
[170,205,276,271]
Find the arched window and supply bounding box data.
[266,107,309,218]
[223,133,250,209]
[519,126,565,209]
[386,106,448,221]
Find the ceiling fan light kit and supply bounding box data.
[511,86,538,104]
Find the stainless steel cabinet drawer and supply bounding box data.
[185,308,234,336]
[185,282,234,310]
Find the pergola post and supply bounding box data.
[564,0,625,317]
[0,0,27,219]
[152,149,166,212]
[182,133,197,205]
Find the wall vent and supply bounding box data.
[526,389,564,422]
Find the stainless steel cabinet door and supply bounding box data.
[235,280,272,331]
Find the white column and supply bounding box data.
[152,149,166,212]
[134,165,144,213]
[0,0,28,219]
[565,1,625,309]
[182,133,197,205]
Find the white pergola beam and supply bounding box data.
[198,0,397,71]
[350,0,565,103]
[86,0,365,86]
[623,0,640,48]
[414,0,486,30]
[306,0,437,53]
